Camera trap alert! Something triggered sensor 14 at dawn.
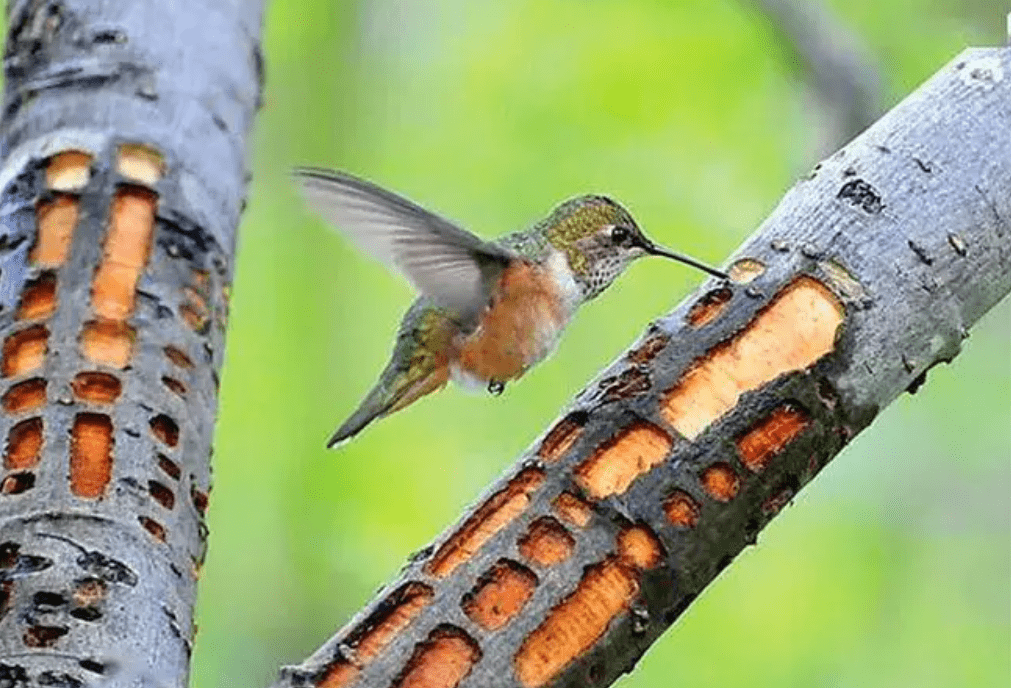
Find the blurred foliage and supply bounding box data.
[198,1,1009,687]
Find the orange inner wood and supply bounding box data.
[575,422,672,500]
[551,492,593,528]
[728,258,766,283]
[395,628,481,688]
[117,144,164,186]
[617,525,663,570]
[463,560,537,631]
[33,195,78,267]
[46,150,92,191]
[5,418,43,470]
[2,379,47,414]
[701,462,740,502]
[92,187,156,320]
[537,414,584,462]
[426,467,545,578]
[663,490,701,528]
[80,320,134,368]
[518,517,575,567]
[71,372,122,404]
[139,516,166,541]
[70,413,113,498]
[2,325,49,378]
[662,277,843,439]
[514,558,638,688]
[320,583,434,688]
[687,287,733,327]
[18,273,57,321]
[737,405,810,473]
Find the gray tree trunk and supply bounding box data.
[275,46,1011,688]
[0,1,263,686]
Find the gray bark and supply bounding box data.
[275,47,1010,688]
[0,1,263,686]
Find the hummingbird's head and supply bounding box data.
[542,195,679,300]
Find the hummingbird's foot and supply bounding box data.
[488,379,506,396]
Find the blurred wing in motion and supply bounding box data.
[294,167,513,325]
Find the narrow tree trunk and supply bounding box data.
[0,1,263,686]
[275,46,1011,688]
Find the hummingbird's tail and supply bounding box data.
[327,361,450,448]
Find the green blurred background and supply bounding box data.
[201,1,1010,686]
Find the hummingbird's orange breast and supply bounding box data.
[454,260,571,384]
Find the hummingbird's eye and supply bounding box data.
[609,225,631,245]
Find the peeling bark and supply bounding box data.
[0,0,263,686]
[275,47,1011,688]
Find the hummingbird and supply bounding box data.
[294,168,728,448]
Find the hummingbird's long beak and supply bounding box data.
[639,239,729,280]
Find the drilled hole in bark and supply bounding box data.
[575,422,672,500]
[71,371,122,404]
[2,325,49,377]
[0,543,18,568]
[161,376,186,397]
[33,195,78,267]
[662,276,843,440]
[80,320,134,368]
[191,486,208,516]
[139,516,165,541]
[157,454,181,480]
[116,143,164,186]
[514,558,639,688]
[0,580,12,619]
[23,625,67,648]
[180,301,209,332]
[46,150,92,191]
[163,345,193,369]
[70,413,113,498]
[1,472,35,494]
[538,411,587,462]
[551,491,593,528]
[617,524,664,570]
[2,379,46,414]
[73,578,106,607]
[701,462,739,502]
[392,624,481,688]
[78,659,105,675]
[18,272,57,321]
[728,258,765,283]
[627,333,669,365]
[321,582,434,687]
[426,467,545,578]
[737,404,810,473]
[687,287,733,327]
[33,591,66,608]
[462,559,537,631]
[92,186,156,320]
[149,414,179,447]
[69,606,102,622]
[663,490,701,528]
[148,480,175,510]
[517,517,575,567]
[6,418,43,470]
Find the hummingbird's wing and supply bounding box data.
[294,168,513,325]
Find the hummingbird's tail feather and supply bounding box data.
[327,362,450,449]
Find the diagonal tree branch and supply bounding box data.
[274,44,1010,688]
[0,0,263,685]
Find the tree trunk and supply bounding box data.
[0,1,263,686]
[275,46,1011,688]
